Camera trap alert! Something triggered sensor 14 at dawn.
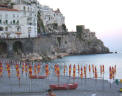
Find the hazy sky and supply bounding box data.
[38,0,122,52]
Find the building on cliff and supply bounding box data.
[0,0,109,59]
[0,0,66,38]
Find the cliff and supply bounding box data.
[21,26,109,61]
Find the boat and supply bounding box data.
[29,75,47,79]
[49,83,78,90]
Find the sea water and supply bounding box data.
[50,53,122,80]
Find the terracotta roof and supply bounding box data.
[0,8,19,11]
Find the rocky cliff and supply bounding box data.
[21,25,109,61]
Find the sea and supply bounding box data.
[49,53,122,80]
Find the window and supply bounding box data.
[13,20,15,24]
[17,26,20,31]
[5,20,8,24]
[0,27,3,31]
[5,27,8,31]
[17,20,19,24]
[0,20,1,24]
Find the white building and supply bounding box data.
[0,4,37,38]
[0,0,66,38]
[39,5,65,26]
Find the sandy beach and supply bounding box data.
[0,73,121,96]
[0,59,121,96]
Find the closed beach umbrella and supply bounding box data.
[6,64,11,79]
[80,66,83,79]
[15,64,20,80]
[45,64,49,76]
[56,64,60,85]
[89,64,91,73]
[73,64,76,79]
[95,66,97,79]
[37,64,41,75]
[84,66,86,79]
[114,65,116,74]
[0,63,3,77]
[78,64,80,75]
[100,65,102,76]
[22,63,24,74]
[34,64,37,75]
[69,64,71,77]
[102,65,104,73]
[64,65,66,76]
[56,65,60,77]
[25,64,28,75]
[92,64,94,74]
[109,66,112,79]
[54,64,57,73]
[29,64,32,76]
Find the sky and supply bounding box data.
[38,0,122,52]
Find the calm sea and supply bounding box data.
[50,53,122,80]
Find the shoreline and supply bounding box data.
[0,52,112,62]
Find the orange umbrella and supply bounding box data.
[102,65,104,73]
[29,64,32,76]
[64,65,66,76]
[92,64,94,73]
[89,64,91,73]
[15,64,20,80]
[109,66,112,79]
[100,65,102,76]
[34,64,37,75]
[0,63,3,77]
[112,66,115,79]
[45,64,49,76]
[54,64,57,73]
[84,66,86,79]
[6,64,11,79]
[22,63,24,74]
[94,66,97,79]
[37,64,41,75]
[114,65,116,74]
[25,64,28,75]
[69,64,71,77]
[80,66,83,79]
[73,64,76,79]
[56,65,60,77]
[78,64,80,75]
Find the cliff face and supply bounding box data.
[29,29,109,61]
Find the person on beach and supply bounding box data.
[46,89,56,96]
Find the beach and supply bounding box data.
[0,75,121,96]
[0,53,122,96]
